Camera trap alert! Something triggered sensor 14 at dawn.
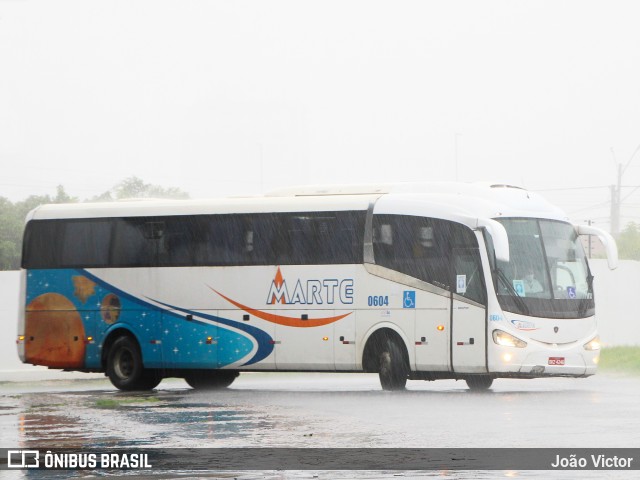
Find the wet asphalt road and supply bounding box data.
[1,372,639,479]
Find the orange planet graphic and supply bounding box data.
[25,293,86,368]
[72,275,96,304]
[100,294,121,324]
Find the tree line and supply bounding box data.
[0,177,189,270]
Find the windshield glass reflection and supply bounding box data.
[493,218,594,319]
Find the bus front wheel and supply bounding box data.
[184,370,239,389]
[106,336,161,391]
[379,339,408,391]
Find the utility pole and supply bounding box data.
[610,144,640,238]
[454,133,461,181]
[610,164,622,238]
[587,219,593,258]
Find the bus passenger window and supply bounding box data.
[373,222,395,267]
[112,218,155,267]
[245,230,254,253]
[60,220,111,268]
[207,215,251,265]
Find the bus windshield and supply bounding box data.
[492,218,594,319]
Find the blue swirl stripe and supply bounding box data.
[78,270,274,366]
[151,300,274,366]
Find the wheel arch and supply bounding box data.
[361,324,412,373]
[101,326,141,371]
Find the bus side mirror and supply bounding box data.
[576,224,618,270]
[477,218,510,263]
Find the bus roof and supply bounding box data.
[26,195,377,221]
[26,182,569,223]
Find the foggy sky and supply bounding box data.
[2,0,640,228]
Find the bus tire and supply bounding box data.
[106,336,161,391]
[379,338,408,391]
[184,370,239,390]
[465,375,493,391]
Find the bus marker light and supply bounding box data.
[18,336,25,342]
[206,337,213,345]
[437,325,445,331]
[322,337,329,341]
[85,336,94,344]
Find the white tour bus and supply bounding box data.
[17,182,618,391]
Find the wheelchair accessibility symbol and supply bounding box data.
[403,291,416,309]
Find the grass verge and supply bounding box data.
[598,346,640,375]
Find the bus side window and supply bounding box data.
[372,215,452,289]
[373,221,395,267]
[60,220,111,268]
[411,219,450,287]
[22,220,58,269]
[112,218,155,267]
[249,213,282,265]
[288,215,313,264]
[161,217,206,266]
[207,215,249,265]
[289,214,343,264]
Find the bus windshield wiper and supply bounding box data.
[495,267,530,315]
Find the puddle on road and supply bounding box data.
[1,386,382,451]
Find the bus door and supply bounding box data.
[451,247,488,373]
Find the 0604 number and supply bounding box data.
[368,295,389,307]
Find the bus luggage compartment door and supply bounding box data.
[274,309,334,370]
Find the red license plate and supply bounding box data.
[548,357,565,365]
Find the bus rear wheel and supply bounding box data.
[184,370,239,389]
[465,375,493,391]
[379,339,408,391]
[106,336,161,391]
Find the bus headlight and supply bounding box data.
[583,336,601,351]
[492,330,527,348]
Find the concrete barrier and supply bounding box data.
[590,259,640,347]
